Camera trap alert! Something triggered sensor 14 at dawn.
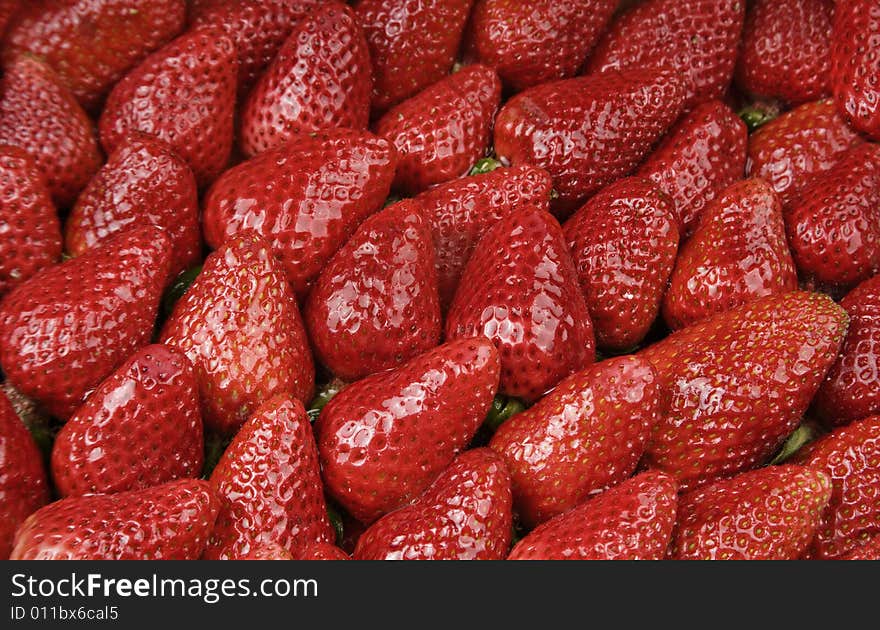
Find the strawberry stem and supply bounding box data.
[484,395,525,433]
[161,264,202,320]
[738,102,782,133]
[307,378,347,422]
[771,420,822,464]
[469,157,503,176]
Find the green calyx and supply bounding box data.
[202,432,232,479]
[483,395,526,433]
[327,505,345,547]
[469,157,503,176]
[738,103,781,133]
[161,265,202,320]
[771,420,822,465]
[307,378,347,423]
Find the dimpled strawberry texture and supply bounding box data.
[843,534,880,560]
[832,0,880,141]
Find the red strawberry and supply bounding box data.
[317,338,500,524]
[160,232,314,435]
[639,291,849,491]
[239,2,372,158]
[669,465,831,560]
[0,0,19,35]
[0,225,171,420]
[587,0,745,109]
[508,471,678,561]
[353,0,474,113]
[0,145,61,297]
[304,199,441,382]
[354,448,512,560]
[663,179,798,331]
[842,534,880,560]
[0,55,102,207]
[3,0,186,112]
[202,129,396,296]
[51,344,203,498]
[0,391,49,560]
[375,65,501,195]
[636,99,747,236]
[291,542,350,560]
[831,0,880,141]
[10,478,219,560]
[65,132,200,279]
[494,68,686,213]
[98,29,237,187]
[563,177,679,352]
[491,356,662,528]
[445,207,595,403]
[240,542,294,560]
[204,395,333,560]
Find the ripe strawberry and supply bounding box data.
[99,29,237,187]
[3,0,186,112]
[375,65,501,195]
[202,129,396,296]
[239,2,372,158]
[0,0,19,35]
[508,471,678,561]
[636,99,747,236]
[0,225,171,420]
[842,535,880,560]
[291,542,350,560]
[304,200,441,382]
[669,465,831,560]
[204,396,333,560]
[240,542,294,560]
[10,478,219,560]
[494,68,686,213]
[317,338,499,524]
[639,291,849,491]
[0,146,61,297]
[65,132,200,279]
[563,177,679,352]
[663,179,798,331]
[0,55,102,207]
[51,344,203,498]
[445,208,595,403]
[831,0,880,141]
[353,0,474,113]
[0,391,49,560]
[160,232,314,435]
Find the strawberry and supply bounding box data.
[0,145,61,297]
[508,471,678,561]
[636,99,748,236]
[0,391,49,560]
[160,232,314,435]
[445,207,595,403]
[204,395,333,560]
[291,542,350,560]
[467,0,618,92]
[51,344,203,498]
[375,64,501,195]
[3,0,186,112]
[669,465,831,560]
[0,0,19,35]
[354,448,512,560]
[239,2,372,158]
[0,55,102,207]
[65,132,200,279]
[563,177,679,352]
[842,534,880,560]
[304,199,441,382]
[98,29,237,187]
[0,225,171,420]
[202,129,396,296]
[663,179,798,331]
[10,478,219,560]
[240,542,294,560]
[353,0,474,113]
[587,0,745,109]
[831,0,880,141]
[490,356,662,528]
[639,291,849,491]
[317,338,500,524]
[493,68,686,213]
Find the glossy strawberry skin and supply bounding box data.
[0,145,61,297]
[508,471,678,561]
[842,535,880,560]
[291,542,350,560]
[0,225,171,420]
[201,129,397,297]
[65,132,200,279]
[446,208,595,403]
[204,396,333,560]
[51,344,203,498]
[304,200,441,382]
[160,232,314,435]
[563,177,679,352]
[376,64,501,195]
[670,465,831,560]
[239,2,372,158]
[639,291,849,491]
[832,0,880,141]
[0,0,19,35]
[240,542,294,560]
[10,479,219,560]
[317,338,500,524]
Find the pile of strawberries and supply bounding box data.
[1,0,879,562]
